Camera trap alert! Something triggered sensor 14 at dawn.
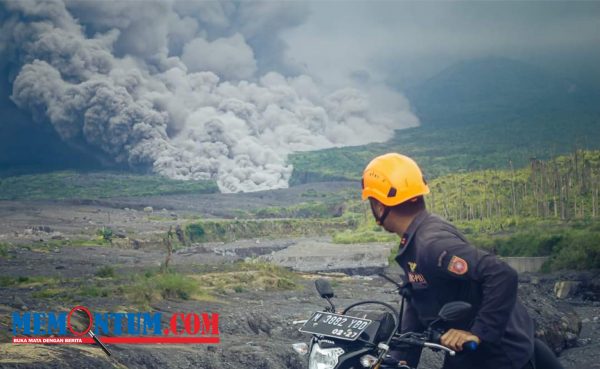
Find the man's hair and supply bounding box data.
[391,196,426,216]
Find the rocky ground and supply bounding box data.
[0,187,598,369]
[0,181,356,243]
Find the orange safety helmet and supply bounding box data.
[361,153,429,206]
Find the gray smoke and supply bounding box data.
[0,0,418,193]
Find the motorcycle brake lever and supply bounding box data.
[423,342,456,356]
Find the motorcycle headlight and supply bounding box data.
[308,344,345,369]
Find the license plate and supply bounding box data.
[299,312,372,341]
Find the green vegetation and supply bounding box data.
[15,239,110,253]
[126,271,208,305]
[8,270,209,307]
[185,223,205,241]
[95,266,115,278]
[249,187,357,220]
[332,229,396,244]
[289,116,600,186]
[92,262,298,307]
[32,288,65,299]
[255,202,335,219]
[330,151,600,271]
[0,276,17,287]
[425,150,600,222]
[8,261,298,308]
[96,227,113,243]
[142,149,596,272]
[465,220,600,271]
[191,261,299,294]
[0,243,10,259]
[65,239,111,247]
[547,230,600,271]
[0,171,218,200]
[185,218,357,243]
[0,275,60,289]
[79,284,110,298]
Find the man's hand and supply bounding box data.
[440,329,480,352]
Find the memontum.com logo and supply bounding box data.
[12,305,220,347]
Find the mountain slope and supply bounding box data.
[290,58,600,185]
[405,56,600,127]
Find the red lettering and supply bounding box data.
[168,312,219,336]
[169,313,185,335]
[202,313,219,335]
[184,313,200,335]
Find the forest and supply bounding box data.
[335,150,600,271]
[427,150,600,223]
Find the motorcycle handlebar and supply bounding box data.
[463,340,479,351]
[426,331,478,351]
[393,333,478,356]
[427,340,478,355]
[426,329,479,352]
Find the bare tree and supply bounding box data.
[161,226,174,273]
[509,160,517,216]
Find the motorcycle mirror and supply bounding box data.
[315,279,334,299]
[438,301,472,322]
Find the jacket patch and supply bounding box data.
[400,235,408,246]
[408,272,427,284]
[448,255,468,275]
[408,262,417,272]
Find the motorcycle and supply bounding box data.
[291,275,477,369]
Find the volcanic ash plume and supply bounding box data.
[0,0,418,192]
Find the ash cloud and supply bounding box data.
[0,0,418,192]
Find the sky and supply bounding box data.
[282,1,600,88]
[1,0,599,192]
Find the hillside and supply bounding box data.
[405,56,600,127]
[331,150,600,271]
[290,113,600,184]
[0,171,218,200]
[290,58,600,185]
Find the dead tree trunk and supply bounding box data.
[509,160,517,216]
[161,226,174,273]
[592,187,595,218]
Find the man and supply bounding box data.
[361,153,541,369]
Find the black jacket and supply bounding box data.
[395,210,534,369]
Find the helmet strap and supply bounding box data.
[373,205,392,226]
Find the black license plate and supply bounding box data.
[299,312,372,341]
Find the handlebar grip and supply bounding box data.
[463,341,478,351]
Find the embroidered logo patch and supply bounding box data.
[448,255,468,275]
[400,235,408,246]
[408,262,417,272]
[408,272,427,284]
